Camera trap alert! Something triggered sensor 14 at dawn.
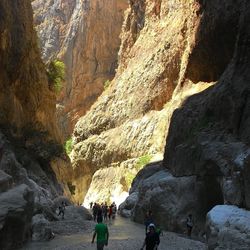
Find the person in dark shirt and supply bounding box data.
[58,202,65,219]
[141,223,160,250]
[186,214,193,237]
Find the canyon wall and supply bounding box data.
[119,0,250,245]
[0,1,72,248]
[164,0,250,227]
[32,0,128,138]
[70,0,219,205]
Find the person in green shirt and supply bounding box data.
[91,216,109,250]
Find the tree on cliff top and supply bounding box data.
[47,60,65,94]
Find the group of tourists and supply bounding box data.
[91,207,194,250]
[91,201,117,250]
[90,201,117,222]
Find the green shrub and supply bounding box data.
[103,80,111,89]
[125,172,135,188]
[64,138,73,155]
[47,60,65,94]
[135,154,152,171]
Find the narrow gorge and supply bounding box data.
[0,0,250,249]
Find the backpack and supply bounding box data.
[156,228,163,236]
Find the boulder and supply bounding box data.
[206,205,250,250]
[119,192,138,218]
[130,162,164,194]
[31,214,53,241]
[0,184,34,250]
[123,164,212,234]
[34,202,58,222]
[63,205,92,221]
[132,169,201,233]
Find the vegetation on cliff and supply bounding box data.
[64,138,73,156]
[47,60,65,94]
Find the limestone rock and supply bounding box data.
[119,192,138,218]
[33,0,128,137]
[0,1,74,247]
[70,0,240,205]
[0,184,34,250]
[31,214,53,241]
[63,205,92,221]
[0,0,70,200]
[206,205,250,250]
[120,162,209,234]
[159,0,250,235]
[0,0,60,142]
[164,0,250,210]
[83,163,133,207]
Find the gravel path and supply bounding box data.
[23,210,207,250]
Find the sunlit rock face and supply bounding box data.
[83,159,137,207]
[32,0,128,138]
[206,205,250,249]
[70,0,222,204]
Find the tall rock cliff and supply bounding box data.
[164,0,250,224]
[0,0,59,140]
[32,0,128,138]
[0,1,72,248]
[118,1,250,245]
[70,0,232,205]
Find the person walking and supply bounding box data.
[103,203,108,221]
[93,203,98,221]
[58,202,65,219]
[91,217,109,250]
[108,205,113,220]
[186,214,193,237]
[144,210,154,234]
[141,223,160,250]
[112,204,117,219]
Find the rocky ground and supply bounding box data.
[22,207,207,250]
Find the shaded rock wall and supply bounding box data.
[0,0,60,141]
[119,0,250,240]
[0,0,73,247]
[0,184,34,250]
[0,0,72,197]
[164,0,250,210]
[33,0,128,138]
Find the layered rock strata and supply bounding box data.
[122,1,250,242]
[71,0,240,206]
[32,0,128,137]
[120,0,250,244]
